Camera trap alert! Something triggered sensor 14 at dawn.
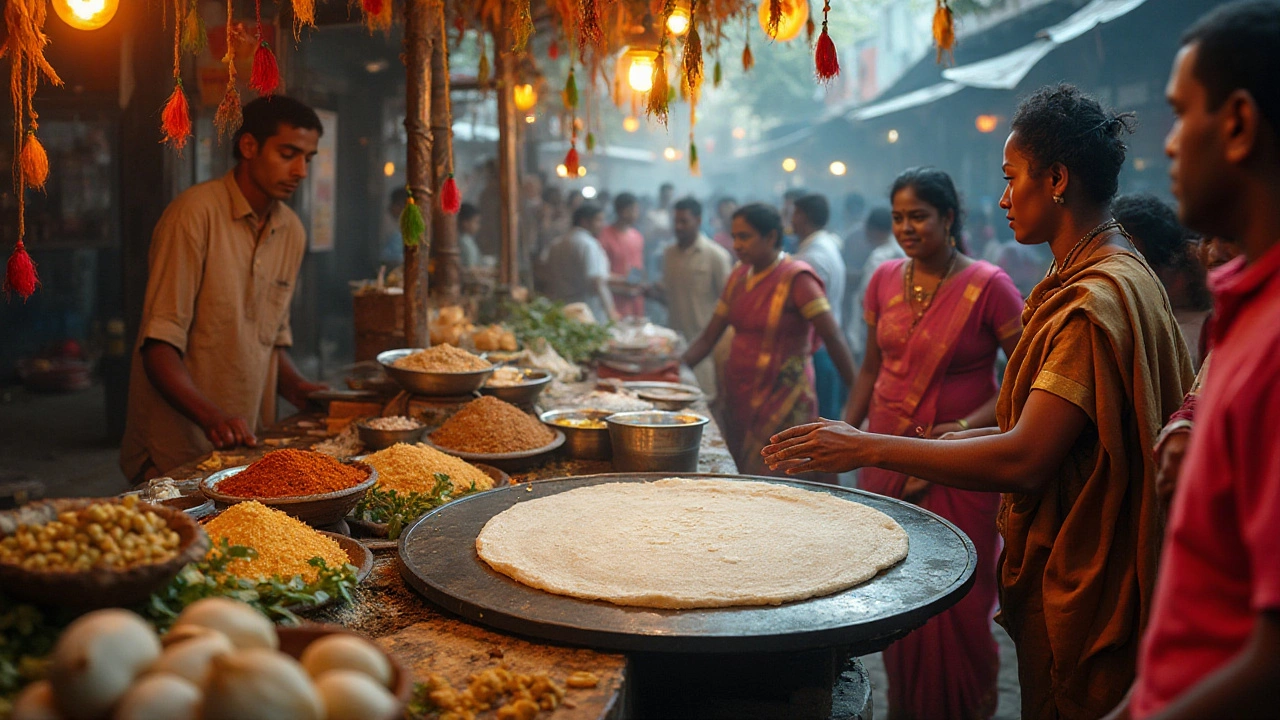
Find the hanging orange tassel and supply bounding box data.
[291,0,316,38]
[20,132,49,191]
[362,0,384,14]
[767,0,783,38]
[579,0,603,59]
[441,174,461,215]
[250,42,280,95]
[548,40,561,60]
[513,0,534,53]
[933,0,956,65]
[815,3,839,82]
[363,0,393,33]
[806,17,816,45]
[683,21,704,100]
[564,145,580,176]
[161,82,192,151]
[646,50,670,125]
[5,240,39,301]
[742,41,754,72]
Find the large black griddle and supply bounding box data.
[397,473,975,656]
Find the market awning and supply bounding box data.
[852,0,1152,116]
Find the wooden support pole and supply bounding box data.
[403,0,434,347]
[494,17,521,290]
[430,1,461,305]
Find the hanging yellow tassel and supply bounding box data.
[513,0,534,52]
[646,50,670,125]
[214,83,242,139]
[181,1,207,55]
[291,0,316,39]
[478,51,491,86]
[933,0,956,65]
[20,132,49,191]
[683,27,703,101]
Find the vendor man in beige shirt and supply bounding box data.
[120,97,327,482]
[649,197,733,399]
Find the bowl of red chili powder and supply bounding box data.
[200,449,378,527]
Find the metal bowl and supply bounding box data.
[606,411,709,473]
[540,408,613,460]
[356,420,428,451]
[624,381,705,411]
[480,368,554,406]
[200,461,378,527]
[421,431,566,473]
[378,348,494,397]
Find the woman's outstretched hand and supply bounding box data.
[762,419,869,475]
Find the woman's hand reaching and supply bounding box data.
[762,419,870,475]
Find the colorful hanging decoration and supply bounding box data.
[400,189,426,247]
[477,34,491,86]
[214,0,242,139]
[742,39,754,72]
[934,0,956,65]
[291,0,316,39]
[181,0,208,55]
[646,47,670,124]
[713,59,722,88]
[767,0,783,38]
[250,1,280,96]
[586,132,596,152]
[441,174,461,215]
[161,0,192,150]
[682,0,704,101]
[3,0,62,300]
[806,16,816,45]
[760,0,809,42]
[548,39,561,60]
[362,0,393,34]
[513,0,534,53]
[689,139,699,176]
[564,67,579,110]
[564,142,581,176]
[815,1,839,82]
[579,0,604,60]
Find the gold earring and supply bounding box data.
[1053,194,1065,205]
[949,236,957,248]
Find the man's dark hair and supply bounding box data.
[233,96,324,160]
[1010,84,1135,205]
[674,196,703,219]
[1111,194,1194,271]
[1181,1,1280,133]
[458,202,481,223]
[614,192,638,215]
[733,203,784,249]
[572,202,603,227]
[793,194,831,229]
[866,206,893,234]
[659,182,675,194]
[783,188,807,202]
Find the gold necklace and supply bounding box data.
[904,249,959,329]
[1050,219,1123,277]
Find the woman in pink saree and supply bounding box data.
[683,203,856,477]
[846,169,1024,719]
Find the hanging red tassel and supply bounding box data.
[816,2,840,82]
[564,145,580,176]
[250,42,280,95]
[441,174,461,215]
[548,40,561,60]
[362,0,384,14]
[20,132,49,191]
[214,84,243,139]
[161,82,192,151]
[5,240,39,301]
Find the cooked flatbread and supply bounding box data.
[475,478,909,609]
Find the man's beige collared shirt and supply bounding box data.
[120,171,306,480]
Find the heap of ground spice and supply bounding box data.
[216,449,368,498]
[365,443,496,495]
[204,501,348,582]
[429,396,556,454]
[393,344,491,372]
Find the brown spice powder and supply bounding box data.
[430,396,556,454]
[216,449,368,498]
[393,344,491,372]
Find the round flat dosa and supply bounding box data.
[475,478,909,609]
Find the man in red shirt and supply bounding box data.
[1110,2,1280,717]
[597,192,646,318]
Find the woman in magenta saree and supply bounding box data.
[846,169,1024,719]
[682,203,856,476]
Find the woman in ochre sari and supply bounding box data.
[683,203,856,477]
[764,85,1193,719]
[847,168,1023,720]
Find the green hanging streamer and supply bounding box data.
[713,60,722,88]
[586,132,596,151]
[565,68,579,110]
[689,141,699,175]
[399,194,426,247]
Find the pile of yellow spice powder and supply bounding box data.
[364,443,496,495]
[203,501,348,583]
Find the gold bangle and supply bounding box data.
[956,418,970,431]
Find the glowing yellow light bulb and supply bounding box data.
[556,164,570,178]
[623,116,640,133]
[53,0,119,30]
[829,161,847,176]
[782,157,798,173]
[628,55,656,93]
[667,8,691,36]
[383,162,395,177]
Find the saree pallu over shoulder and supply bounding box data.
[995,251,1193,719]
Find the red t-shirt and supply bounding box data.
[597,225,646,318]
[1131,246,1280,717]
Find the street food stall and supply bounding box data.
[2,2,974,719]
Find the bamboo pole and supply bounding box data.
[430,1,461,305]
[403,0,434,347]
[494,14,521,290]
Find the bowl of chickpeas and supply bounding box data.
[0,495,210,609]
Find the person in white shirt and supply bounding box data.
[792,194,849,419]
[541,203,618,323]
[847,207,905,366]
